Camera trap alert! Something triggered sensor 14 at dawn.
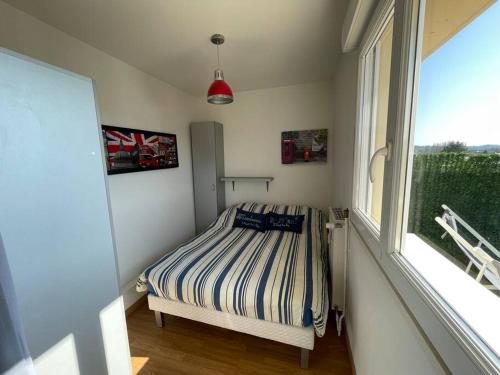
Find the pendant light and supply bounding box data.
[207,34,234,105]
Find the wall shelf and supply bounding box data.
[220,177,274,192]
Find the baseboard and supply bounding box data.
[121,278,146,310]
[345,323,357,375]
[125,294,147,317]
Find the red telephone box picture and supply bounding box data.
[282,139,295,164]
[281,129,327,164]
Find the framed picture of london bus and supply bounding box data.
[101,125,179,175]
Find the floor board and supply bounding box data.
[127,303,352,375]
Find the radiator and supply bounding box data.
[326,207,349,336]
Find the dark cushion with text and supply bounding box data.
[233,208,267,232]
[267,212,305,234]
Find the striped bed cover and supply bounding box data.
[137,202,329,336]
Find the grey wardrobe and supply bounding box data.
[191,122,226,233]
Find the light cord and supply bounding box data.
[216,44,220,69]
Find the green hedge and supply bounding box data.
[408,153,500,264]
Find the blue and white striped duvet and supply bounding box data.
[137,202,329,336]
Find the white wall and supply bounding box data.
[347,228,446,375]
[194,81,335,212]
[331,52,358,209]
[331,51,446,374]
[0,1,196,308]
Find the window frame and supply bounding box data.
[352,0,394,248]
[352,0,500,373]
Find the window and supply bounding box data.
[400,0,500,361]
[354,4,394,233]
[353,0,500,372]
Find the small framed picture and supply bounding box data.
[281,129,328,164]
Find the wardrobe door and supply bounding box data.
[191,123,218,233]
[214,122,226,215]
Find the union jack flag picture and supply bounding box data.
[102,125,179,174]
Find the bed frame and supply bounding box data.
[148,294,314,368]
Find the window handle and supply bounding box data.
[369,142,392,183]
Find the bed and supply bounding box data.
[137,202,329,368]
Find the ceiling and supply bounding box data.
[422,0,495,59]
[4,0,348,96]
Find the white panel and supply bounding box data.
[0,49,129,375]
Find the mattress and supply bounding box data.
[137,202,329,336]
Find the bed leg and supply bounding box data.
[154,311,164,328]
[300,348,309,369]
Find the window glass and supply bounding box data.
[402,0,500,354]
[370,20,393,225]
[355,16,394,230]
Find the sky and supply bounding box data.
[415,1,500,146]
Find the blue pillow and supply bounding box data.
[233,208,267,232]
[267,212,305,234]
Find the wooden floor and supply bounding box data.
[127,303,352,375]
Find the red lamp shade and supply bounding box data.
[207,69,233,104]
